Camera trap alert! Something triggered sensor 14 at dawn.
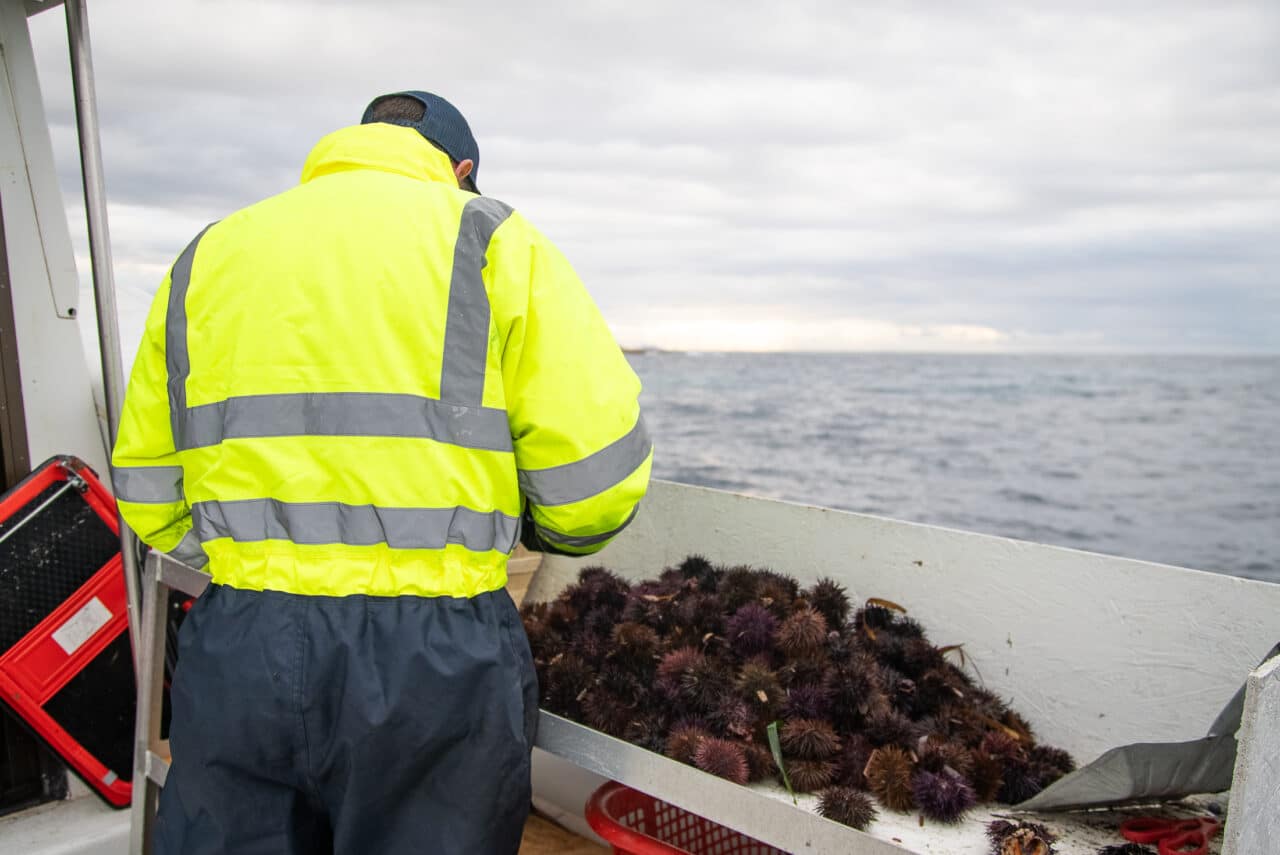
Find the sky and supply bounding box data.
[27,0,1280,360]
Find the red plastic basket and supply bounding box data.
[585,781,788,855]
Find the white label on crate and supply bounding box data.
[52,597,113,655]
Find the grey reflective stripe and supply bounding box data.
[102,771,118,785]
[162,212,518,453]
[180,393,512,452]
[536,507,639,548]
[167,529,209,569]
[165,224,215,445]
[440,197,513,405]
[112,465,185,504]
[519,415,652,507]
[192,498,519,553]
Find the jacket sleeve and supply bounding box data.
[110,273,207,568]
[492,213,653,555]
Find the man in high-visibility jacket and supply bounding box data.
[112,90,652,855]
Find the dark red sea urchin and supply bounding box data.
[913,768,977,824]
[726,603,779,659]
[743,741,776,782]
[665,723,710,765]
[567,565,632,614]
[656,647,704,700]
[817,786,877,831]
[693,737,750,785]
[609,621,660,670]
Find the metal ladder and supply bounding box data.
[129,551,210,855]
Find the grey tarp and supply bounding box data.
[1015,643,1280,812]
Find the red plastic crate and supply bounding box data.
[0,456,132,807]
[585,781,788,855]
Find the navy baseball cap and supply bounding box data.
[361,91,481,192]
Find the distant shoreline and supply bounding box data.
[620,349,1278,358]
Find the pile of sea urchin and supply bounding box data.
[520,557,1075,830]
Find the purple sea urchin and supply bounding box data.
[785,682,833,720]
[913,768,977,823]
[817,786,877,831]
[787,759,837,792]
[778,607,829,658]
[864,746,915,812]
[693,737,750,785]
[726,603,779,659]
[780,719,842,760]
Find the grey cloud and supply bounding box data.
[27,0,1280,355]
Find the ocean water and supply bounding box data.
[628,353,1280,583]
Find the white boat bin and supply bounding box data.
[528,480,1280,854]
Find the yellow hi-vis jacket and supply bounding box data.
[111,123,652,598]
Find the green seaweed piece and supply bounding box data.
[766,720,797,805]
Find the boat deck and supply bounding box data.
[509,551,607,853]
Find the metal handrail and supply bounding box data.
[129,552,209,855]
[64,0,145,673]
